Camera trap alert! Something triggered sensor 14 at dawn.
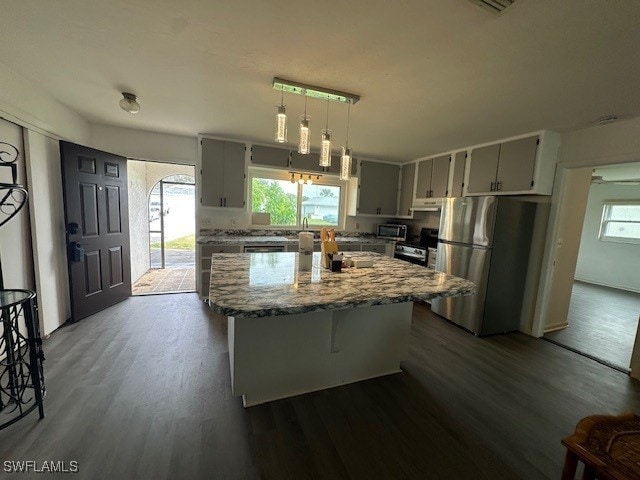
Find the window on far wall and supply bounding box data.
[250,171,342,228]
[599,202,640,244]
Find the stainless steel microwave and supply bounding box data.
[376,224,407,241]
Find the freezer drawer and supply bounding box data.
[431,242,491,334]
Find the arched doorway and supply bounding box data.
[148,174,196,269]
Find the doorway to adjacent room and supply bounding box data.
[128,160,196,295]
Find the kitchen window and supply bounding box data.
[599,202,640,244]
[250,169,344,228]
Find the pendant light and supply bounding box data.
[275,87,287,143]
[298,92,310,154]
[319,98,332,167]
[340,101,353,180]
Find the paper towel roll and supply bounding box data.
[298,232,314,271]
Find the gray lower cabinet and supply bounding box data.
[398,163,416,216]
[252,145,290,168]
[201,138,246,208]
[357,161,400,215]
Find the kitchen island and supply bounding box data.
[209,252,475,407]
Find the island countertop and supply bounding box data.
[197,235,388,245]
[209,252,475,318]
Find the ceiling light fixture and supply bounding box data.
[119,92,141,114]
[275,87,287,143]
[299,92,310,154]
[273,78,359,104]
[319,98,332,168]
[340,101,353,181]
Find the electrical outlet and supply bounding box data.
[230,217,238,227]
[201,217,213,227]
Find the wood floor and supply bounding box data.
[1,294,639,479]
[545,281,640,370]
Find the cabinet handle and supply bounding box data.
[220,197,223,206]
[430,189,434,197]
[490,182,495,192]
[496,181,502,191]
[224,197,227,206]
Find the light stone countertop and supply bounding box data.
[197,235,390,245]
[208,252,475,318]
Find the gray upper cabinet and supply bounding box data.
[398,163,415,217]
[466,144,500,194]
[415,155,450,199]
[496,136,538,192]
[415,159,432,199]
[450,151,467,197]
[327,154,358,176]
[201,138,246,208]
[251,145,290,168]
[467,136,539,194]
[431,155,450,198]
[358,161,400,215]
[290,151,321,172]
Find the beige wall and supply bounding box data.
[24,130,71,335]
[533,116,640,336]
[90,124,197,165]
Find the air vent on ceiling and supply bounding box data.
[468,0,514,14]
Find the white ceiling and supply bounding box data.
[2,0,640,162]
[593,162,640,182]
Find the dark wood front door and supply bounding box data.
[60,141,131,322]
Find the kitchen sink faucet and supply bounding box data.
[302,217,309,230]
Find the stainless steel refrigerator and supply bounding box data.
[431,196,536,335]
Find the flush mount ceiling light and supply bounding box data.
[119,92,141,114]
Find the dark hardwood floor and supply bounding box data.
[1,293,639,479]
[545,281,640,370]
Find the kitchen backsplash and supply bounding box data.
[199,228,378,238]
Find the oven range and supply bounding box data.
[392,228,439,268]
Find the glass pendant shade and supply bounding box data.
[319,129,332,167]
[275,105,287,143]
[298,116,310,154]
[340,147,352,180]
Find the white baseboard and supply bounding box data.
[544,322,569,333]
[574,276,640,294]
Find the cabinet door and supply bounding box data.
[358,161,399,215]
[496,136,538,192]
[222,141,246,208]
[450,151,467,197]
[251,145,290,168]
[467,144,500,194]
[290,151,322,172]
[327,154,358,176]
[415,159,433,198]
[398,163,416,216]
[431,155,450,198]
[201,138,225,207]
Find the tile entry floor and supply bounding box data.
[132,267,196,295]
